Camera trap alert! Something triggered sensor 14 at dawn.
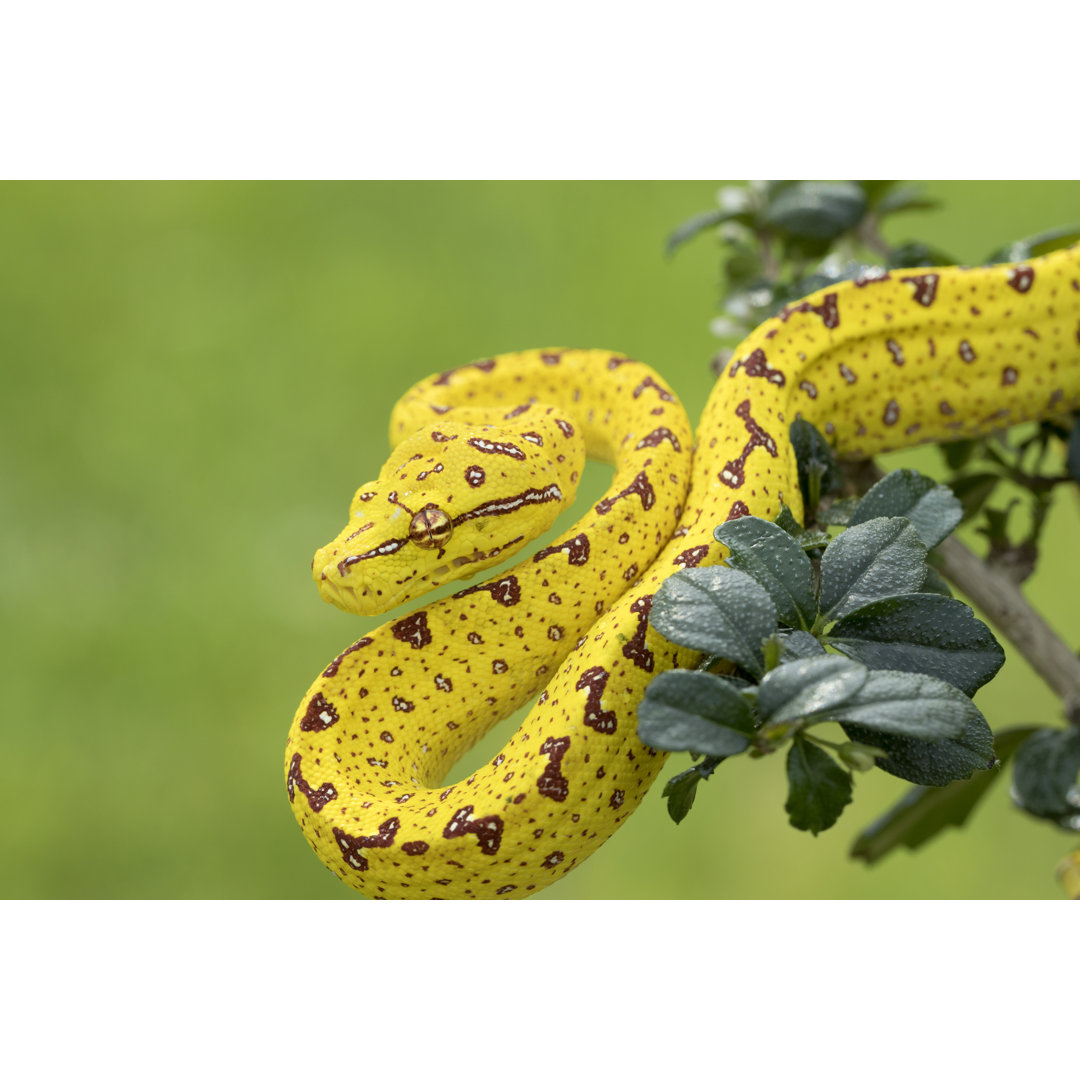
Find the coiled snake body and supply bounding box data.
[287,246,1080,898]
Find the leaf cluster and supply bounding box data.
[667,180,944,342]
[638,429,1007,836]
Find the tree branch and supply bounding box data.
[935,534,1080,727]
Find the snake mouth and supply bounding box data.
[313,533,529,615]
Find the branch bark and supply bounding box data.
[935,534,1080,726]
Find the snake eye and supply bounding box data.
[408,505,453,549]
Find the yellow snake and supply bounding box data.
[286,245,1080,899]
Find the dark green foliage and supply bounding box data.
[786,736,853,835]
[850,727,1038,863]
[1011,728,1080,827]
[640,423,1005,829]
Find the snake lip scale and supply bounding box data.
[287,247,1080,899]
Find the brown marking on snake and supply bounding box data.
[622,595,655,672]
[939,401,956,415]
[855,269,891,287]
[345,522,375,542]
[959,340,977,363]
[537,736,571,801]
[453,575,522,607]
[402,841,430,855]
[726,500,751,521]
[780,292,840,329]
[839,363,857,384]
[1002,366,1019,386]
[534,533,590,566]
[522,431,544,446]
[465,465,485,487]
[503,402,533,420]
[607,356,637,369]
[595,471,655,514]
[609,790,625,810]
[632,376,674,402]
[542,851,564,869]
[577,666,618,734]
[1007,266,1035,293]
[900,273,940,306]
[300,692,339,732]
[452,484,562,525]
[430,430,457,442]
[799,380,818,399]
[1023,327,1040,340]
[674,545,710,568]
[432,358,496,386]
[636,427,682,451]
[540,352,562,365]
[886,339,905,365]
[467,437,526,460]
[286,753,337,812]
[443,806,504,855]
[322,637,373,677]
[719,400,778,489]
[728,347,786,386]
[391,611,433,650]
[554,418,575,438]
[883,399,900,426]
[333,818,400,871]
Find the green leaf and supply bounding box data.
[774,504,804,537]
[826,593,1004,696]
[763,181,867,241]
[1067,421,1080,484]
[790,417,840,519]
[886,241,958,269]
[948,472,1001,522]
[666,208,741,257]
[637,670,756,757]
[920,564,952,597]
[714,516,817,631]
[850,726,1039,864]
[785,736,853,835]
[875,183,940,217]
[841,708,995,786]
[818,518,928,622]
[779,630,827,661]
[1011,727,1080,825]
[986,224,1080,264]
[816,496,860,527]
[758,655,868,727]
[819,670,974,741]
[648,567,777,677]
[848,469,962,549]
[940,438,979,470]
[661,767,703,824]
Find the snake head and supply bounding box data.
[312,415,585,615]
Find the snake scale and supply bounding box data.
[286,245,1080,899]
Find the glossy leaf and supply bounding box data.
[850,727,1038,863]
[790,417,840,518]
[1011,727,1080,825]
[848,469,962,549]
[826,593,1004,696]
[714,516,817,630]
[779,630,827,661]
[785,736,853,835]
[823,670,975,740]
[758,655,868,727]
[948,472,1000,522]
[818,518,928,621]
[661,767,703,824]
[841,708,995,786]
[637,670,756,757]
[666,208,743,258]
[648,567,777,677]
[763,181,867,241]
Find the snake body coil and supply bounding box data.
[287,246,1080,898]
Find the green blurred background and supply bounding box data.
[3,180,1079,899]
